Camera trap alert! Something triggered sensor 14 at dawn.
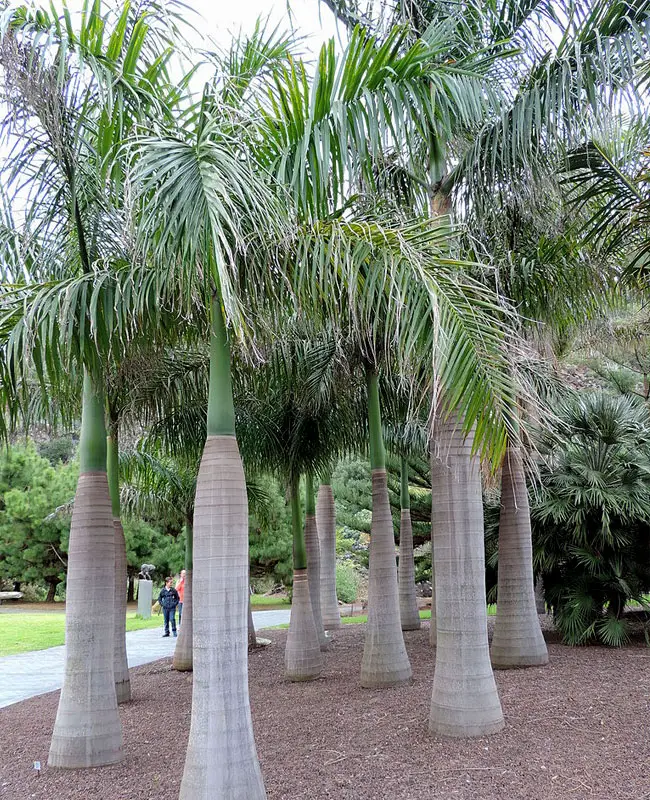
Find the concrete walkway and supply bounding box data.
[0,609,290,710]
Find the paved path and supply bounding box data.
[0,609,290,710]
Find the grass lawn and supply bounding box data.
[0,612,163,656]
[250,593,290,608]
[265,605,497,630]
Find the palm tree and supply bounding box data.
[316,472,341,630]
[236,331,361,678]
[328,0,649,727]
[0,1,176,766]
[429,413,505,737]
[305,471,329,651]
[533,392,650,646]
[398,456,420,631]
[490,445,549,667]
[361,365,412,686]
[107,418,131,702]
[564,119,650,275]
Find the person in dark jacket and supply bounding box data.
[158,577,180,637]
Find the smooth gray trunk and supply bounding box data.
[429,536,437,646]
[398,509,420,630]
[173,568,193,671]
[429,416,504,738]
[317,484,341,630]
[113,519,131,703]
[285,569,323,680]
[248,596,258,648]
[48,472,123,767]
[491,446,548,668]
[179,436,265,799]
[361,470,412,688]
[305,513,329,650]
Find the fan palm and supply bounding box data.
[533,392,650,646]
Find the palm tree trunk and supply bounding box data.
[305,472,328,650]
[173,518,193,671]
[361,369,412,688]
[179,296,265,800]
[317,478,341,630]
[48,372,123,768]
[398,457,420,631]
[429,412,504,738]
[429,536,437,646]
[285,474,323,681]
[491,446,548,668]
[107,427,131,704]
[248,595,258,648]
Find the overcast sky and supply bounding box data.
[203,0,339,46]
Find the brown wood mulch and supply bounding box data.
[1,620,650,800]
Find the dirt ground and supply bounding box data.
[1,620,649,800]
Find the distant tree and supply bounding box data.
[0,444,77,600]
[38,436,77,466]
[123,518,185,595]
[248,475,292,588]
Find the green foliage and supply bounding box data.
[335,561,359,603]
[123,518,185,583]
[37,436,77,465]
[248,475,293,586]
[0,443,77,597]
[532,393,650,646]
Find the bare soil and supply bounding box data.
[1,620,649,800]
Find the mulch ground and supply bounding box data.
[2,619,650,800]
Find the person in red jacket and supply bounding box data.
[176,569,186,625]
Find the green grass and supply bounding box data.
[250,593,290,608]
[0,612,164,656]
[264,605,497,631]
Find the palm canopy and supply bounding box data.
[236,327,365,484]
[0,0,187,432]
[324,0,650,214]
[563,118,650,275]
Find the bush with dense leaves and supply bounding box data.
[335,561,359,603]
[532,393,650,646]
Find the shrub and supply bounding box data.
[532,393,650,646]
[336,562,358,603]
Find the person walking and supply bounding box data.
[158,577,180,637]
[176,569,186,625]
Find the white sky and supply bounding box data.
[200,0,340,47]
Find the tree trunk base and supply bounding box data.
[179,436,265,800]
[429,714,505,739]
[115,679,131,704]
[49,472,123,769]
[285,569,323,682]
[317,484,342,631]
[173,568,193,672]
[361,470,412,689]
[113,520,131,704]
[491,648,549,669]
